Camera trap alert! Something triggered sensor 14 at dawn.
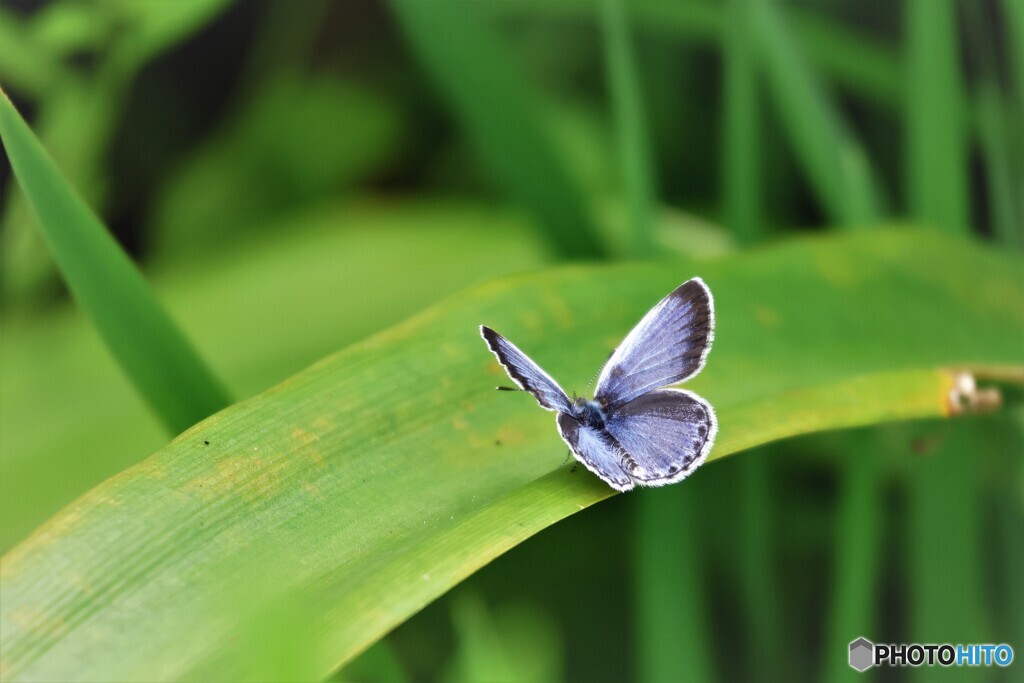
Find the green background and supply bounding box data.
[1,1,1022,681]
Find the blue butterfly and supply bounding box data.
[481,278,717,491]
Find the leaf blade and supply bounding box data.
[2,230,1022,682]
[0,90,230,434]
[387,0,606,259]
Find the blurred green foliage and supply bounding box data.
[1,0,1022,681]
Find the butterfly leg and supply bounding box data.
[562,451,578,473]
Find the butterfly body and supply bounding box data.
[481,277,717,492]
[574,399,607,430]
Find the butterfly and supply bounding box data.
[480,278,717,491]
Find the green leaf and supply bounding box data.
[748,0,883,227]
[906,0,970,234]
[488,1,903,114]
[721,0,761,244]
[0,90,230,434]
[1008,0,1024,113]
[441,592,563,683]
[387,0,606,259]
[2,230,1022,682]
[635,486,713,683]
[0,200,549,551]
[600,0,656,257]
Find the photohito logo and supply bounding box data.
[849,637,1013,672]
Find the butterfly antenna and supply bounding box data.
[585,349,616,392]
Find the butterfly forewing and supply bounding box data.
[480,326,573,414]
[594,278,714,410]
[604,388,717,486]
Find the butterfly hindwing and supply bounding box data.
[556,412,635,491]
[604,388,717,486]
[480,326,573,414]
[594,278,714,409]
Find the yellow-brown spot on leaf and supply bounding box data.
[183,456,288,502]
[494,425,527,447]
[753,305,780,329]
[309,450,325,468]
[292,428,319,446]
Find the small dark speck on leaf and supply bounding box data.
[495,440,502,446]
[911,434,944,456]
[203,440,210,445]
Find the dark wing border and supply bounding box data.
[480,325,572,413]
[594,277,715,409]
[608,388,717,488]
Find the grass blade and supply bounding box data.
[0,90,230,434]
[635,488,713,683]
[749,0,882,226]
[721,0,761,244]
[1,229,1021,682]
[906,0,970,234]
[908,423,989,645]
[600,0,656,256]
[821,433,883,683]
[976,87,1023,250]
[964,0,1023,249]
[1008,0,1024,113]
[388,0,606,259]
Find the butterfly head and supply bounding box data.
[573,397,606,430]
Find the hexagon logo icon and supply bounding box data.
[849,637,874,672]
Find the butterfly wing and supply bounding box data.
[556,413,635,491]
[604,388,716,486]
[481,326,573,413]
[594,278,714,410]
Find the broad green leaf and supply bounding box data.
[0,90,230,435]
[2,230,1023,682]
[387,0,606,259]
